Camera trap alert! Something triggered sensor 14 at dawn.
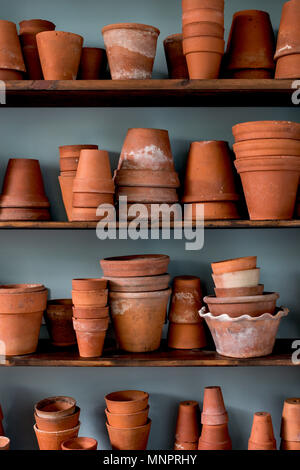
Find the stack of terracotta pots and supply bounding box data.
[58,144,98,221]
[0,437,10,450]
[101,254,171,352]
[167,276,206,349]
[280,398,300,450]
[182,141,240,220]
[233,120,300,220]
[105,390,151,450]
[198,386,231,450]
[72,149,115,221]
[78,47,107,79]
[174,401,200,450]
[0,159,50,221]
[0,20,25,79]
[248,412,276,450]
[61,437,98,450]
[34,396,80,450]
[164,34,189,79]
[44,299,76,348]
[102,23,160,80]
[0,284,47,356]
[182,0,225,79]
[115,128,180,221]
[225,10,275,78]
[72,278,109,357]
[275,0,300,79]
[19,19,56,79]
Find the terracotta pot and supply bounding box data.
[105,390,149,414]
[232,120,300,142]
[281,398,300,441]
[0,207,50,221]
[275,0,300,59]
[35,407,80,432]
[0,310,44,356]
[61,437,98,450]
[0,437,10,450]
[233,139,300,157]
[106,419,151,450]
[35,396,76,419]
[211,256,257,274]
[275,53,300,79]
[198,423,232,450]
[105,406,149,429]
[0,285,47,313]
[72,206,113,222]
[201,386,228,425]
[248,412,277,450]
[182,0,224,11]
[225,10,275,71]
[109,289,171,352]
[212,268,260,289]
[19,20,56,79]
[101,254,170,277]
[72,278,107,291]
[36,31,83,79]
[119,202,182,222]
[0,20,25,72]
[34,423,80,451]
[214,285,264,298]
[0,159,50,208]
[118,128,175,171]
[75,149,112,182]
[44,299,76,347]
[183,36,225,55]
[116,186,179,203]
[184,201,239,220]
[228,68,273,78]
[78,47,107,79]
[58,174,75,221]
[72,289,108,307]
[73,193,114,208]
[175,401,200,443]
[59,144,98,159]
[163,34,189,79]
[72,317,108,357]
[102,23,159,79]
[0,69,23,79]
[60,158,79,172]
[184,38,224,79]
[73,178,114,194]
[72,306,109,319]
[182,9,224,27]
[114,169,180,188]
[104,273,170,292]
[182,22,224,39]
[182,141,239,203]
[169,276,202,324]
[0,284,45,294]
[174,441,198,450]
[281,439,300,450]
[167,322,207,349]
[235,157,300,220]
[200,308,288,358]
[204,293,279,318]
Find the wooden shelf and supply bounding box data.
[3,79,297,107]
[4,339,297,367]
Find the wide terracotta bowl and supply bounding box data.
[232,120,300,142]
[204,292,279,317]
[100,254,170,277]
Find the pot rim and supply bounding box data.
[105,405,150,417]
[163,33,182,44]
[105,390,149,405]
[109,288,171,299]
[36,30,83,41]
[102,254,169,263]
[34,406,80,424]
[34,422,81,435]
[0,283,45,293]
[35,396,76,418]
[105,418,152,431]
[102,23,160,35]
[199,306,288,322]
[204,292,279,304]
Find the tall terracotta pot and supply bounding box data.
[201,386,228,425]
[248,412,276,450]
[0,20,25,75]
[44,299,76,347]
[281,397,300,441]
[163,34,188,79]
[175,401,200,443]
[169,276,202,323]
[78,47,107,79]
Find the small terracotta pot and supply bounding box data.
[281,398,300,441]
[200,308,288,358]
[275,0,300,60]
[61,437,98,450]
[182,9,224,27]
[60,158,79,172]
[169,276,202,323]
[248,412,276,450]
[58,174,75,221]
[114,169,180,188]
[212,268,260,289]
[35,396,76,419]
[228,68,273,78]
[34,423,80,451]
[182,22,224,39]
[36,31,83,79]
[204,293,279,318]
[105,406,149,428]
[105,390,149,414]
[184,202,239,220]
[167,322,207,349]
[72,278,107,291]
[0,311,43,355]
[182,0,224,11]
[0,69,23,79]
[35,407,80,432]
[175,401,200,443]
[102,23,160,80]
[106,419,151,450]
[72,317,108,357]
[0,437,10,450]
[109,289,171,352]
[72,192,114,208]
[73,178,114,194]
[214,285,264,298]
[275,53,300,79]
[281,439,300,450]
[44,299,76,347]
[118,128,175,171]
[184,37,224,79]
[182,141,239,203]
[232,120,300,142]
[116,186,179,203]
[183,36,225,55]
[78,47,107,79]
[75,149,113,182]
[174,441,198,450]
[201,386,228,425]
[0,285,47,313]
[72,306,109,319]
[101,254,170,277]
[163,34,189,79]
[198,423,232,450]
[0,20,25,72]
[104,274,170,292]
[211,256,257,274]
[233,139,300,157]
[72,289,108,307]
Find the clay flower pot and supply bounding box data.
[0,284,47,312]
[211,256,257,274]
[35,396,76,419]
[201,386,228,425]
[116,186,178,203]
[167,322,207,349]
[72,306,109,319]
[182,141,239,203]
[74,149,113,185]
[275,54,300,79]
[175,401,200,443]
[109,289,171,352]
[214,285,264,298]
[101,254,170,277]
[235,157,300,220]
[233,139,300,158]
[200,308,288,358]
[36,31,83,79]
[19,19,56,79]
[102,23,160,80]
[248,412,277,450]
[232,120,300,142]
[105,406,149,429]
[78,47,107,79]
[72,289,108,307]
[105,390,149,414]
[275,0,300,60]
[198,423,232,450]
[72,278,107,291]
[169,276,202,323]
[34,423,80,451]
[182,0,224,11]
[281,398,300,441]
[212,268,260,289]
[174,441,198,450]
[104,273,170,292]
[182,9,224,27]
[72,317,108,357]
[0,20,25,73]
[182,22,224,39]
[114,168,180,188]
[61,437,98,450]
[183,36,225,79]
[59,144,98,160]
[204,293,279,318]
[281,440,300,450]
[106,419,151,450]
[184,201,239,221]
[0,437,10,450]
[163,34,188,79]
[35,407,80,432]
[72,192,114,208]
[44,299,76,347]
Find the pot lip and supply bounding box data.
[34,422,81,435]
[211,256,257,270]
[0,283,45,294]
[199,306,288,321]
[102,23,160,35]
[61,436,97,449]
[232,9,271,18]
[233,120,300,132]
[36,30,84,41]
[105,389,149,404]
[212,268,260,278]
[163,33,182,44]
[204,292,279,304]
[109,288,171,299]
[105,405,150,417]
[101,254,169,264]
[19,19,56,28]
[34,406,80,423]
[106,418,152,430]
[183,36,225,54]
[234,138,300,148]
[35,396,76,415]
[234,157,300,171]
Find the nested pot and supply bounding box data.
[248,412,276,450]
[75,149,113,182]
[34,423,80,451]
[72,289,108,307]
[104,273,170,292]
[175,401,200,443]
[167,322,207,349]
[212,268,260,289]
[114,168,180,188]
[211,256,257,274]
[182,0,224,11]
[198,423,232,450]
[182,9,224,27]
[201,386,228,425]
[35,396,76,419]
[183,36,224,79]
[59,144,98,159]
[105,406,149,429]
[35,406,80,432]
[72,306,109,319]
[116,186,179,203]
[281,398,300,441]
[0,284,47,313]
[58,174,75,221]
[163,34,188,79]
[214,285,264,298]
[275,0,300,60]
[72,192,114,208]
[72,278,107,291]
[232,120,300,142]
[275,53,300,79]
[100,254,170,277]
[105,390,149,414]
[44,299,76,347]
[184,201,239,221]
[0,20,25,72]
[78,47,107,79]
[106,419,151,450]
[182,21,224,39]
[61,437,98,450]
[169,275,202,323]
[72,317,108,357]
[233,138,300,157]
[204,293,278,318]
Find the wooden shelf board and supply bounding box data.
[4,339,297,367]
[3,79,297,107]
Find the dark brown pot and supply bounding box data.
[163,34,189,79]
[78,47,107,79]
[44,299,76,347]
